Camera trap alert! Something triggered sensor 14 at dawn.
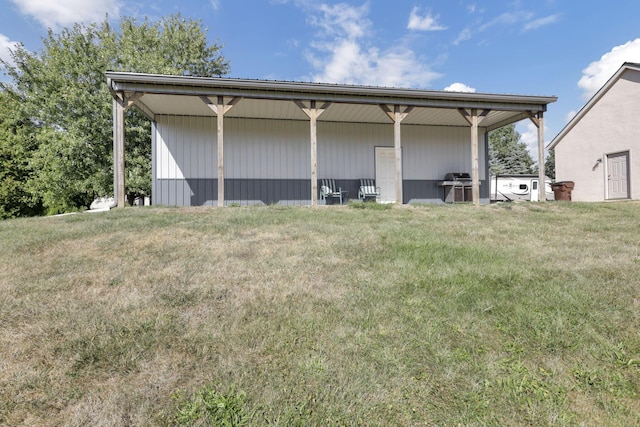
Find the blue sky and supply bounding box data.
[2,0,640,160]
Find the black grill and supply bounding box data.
[439,172,472,202]
[443,172,471,182]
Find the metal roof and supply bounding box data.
[107,72,557,131]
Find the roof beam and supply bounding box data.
[200,95,242,115]
[379,105,413,123]
[130,98,155,121]
[113,91,143,108]
[526,110,542,128]
[458,108,490,126]
[485,112,529,131]
[294,100,332,118]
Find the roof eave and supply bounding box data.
[106,71,557,112]
[548,62,640,150]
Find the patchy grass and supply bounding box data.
[1,202,639,426]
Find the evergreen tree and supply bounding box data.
[488,124,534,175]
[544,149,556,180]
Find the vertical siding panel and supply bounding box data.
[171,116,179,180]
[256,120,263,179]
[196,117,204,178]
[158,117,168,180]
[225,118,233,180]
[151,121,157,205]
[173,116,180,180]
[166,116,175,205]
[246,119,254,181]
[399,123,474,203]
[179,116,186,206]
[210,116,217,181]
[273,120,280,180]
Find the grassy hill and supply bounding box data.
[1,202,639,426]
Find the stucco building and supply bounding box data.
[548,62,640,201]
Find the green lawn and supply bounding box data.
[1,202,639,426]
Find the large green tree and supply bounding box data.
[488,124,534,175]
[1,15,228,214]
[0,91,42,218]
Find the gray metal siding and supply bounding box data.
[402,125,486,180]
[155,179,217,206]
[153,115,488,206]
[225,118,309,179]
[318,121,393,179]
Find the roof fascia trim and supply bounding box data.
[107,72,556,112]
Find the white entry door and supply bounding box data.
[375,147,396,203]
[530,180,539,202]
[607,152,630,199]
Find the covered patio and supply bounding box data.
[107,72,556,207]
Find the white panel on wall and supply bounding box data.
[225,118,310,179]
[155,115,216,179]
[155,116,183,179]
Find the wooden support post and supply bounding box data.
[458,108,490,206]
[200,96,241,206]
[217,97,225,206]
[380,105,413,204]
[538,112,546,202]
[528,111,546,202]
[470,109,480,206]
[114,99,126,208]
[295,100,330,206]
[112,91,149,208]
[310,104,318,207]
[393,107,403,204]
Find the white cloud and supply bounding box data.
[463,8,558,44]
[578,38,640,99]
[517,120,551,164]
[443,82,476,92]
[407,7,447,31]
[210,0,221,11]
[304,3,441,88]
[0,34,20,69]
[311,3,370,39]
[523,14,560,31]
[9,0,120,29]
[565,110,577,123]
[453,28,472,45]
[479,11,532,32]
